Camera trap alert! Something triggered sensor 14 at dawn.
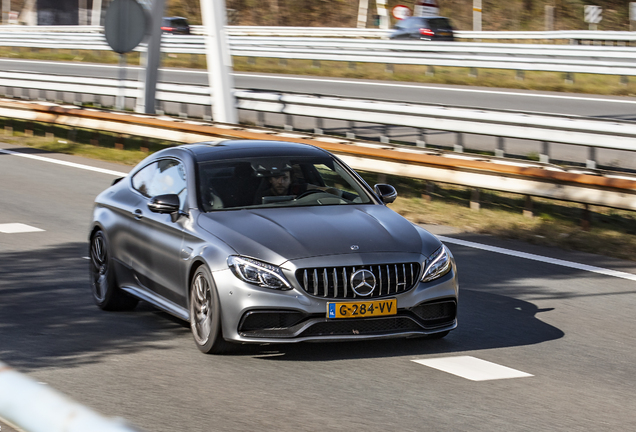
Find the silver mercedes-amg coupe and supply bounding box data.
[89,140,459,353]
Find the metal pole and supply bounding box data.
[91,0,103,25]
[117,54,126,111]
[473,0,482,32]
[2,0,9,24]
[135,0,166,114]
[357,0,369,29]
[200,0,238,123]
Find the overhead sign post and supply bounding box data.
[584,5,602,31]
[200,0,238,123]
[104,0,148,111]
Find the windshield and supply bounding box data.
[198,156,374,211]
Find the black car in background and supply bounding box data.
[390,16,455,41]
[161,16,191,35]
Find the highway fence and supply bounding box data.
[1,32,636,79]
[2,25,636,44]
[1,69,636,170]
[1,98,636,215]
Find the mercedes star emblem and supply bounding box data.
[350,269,376,296]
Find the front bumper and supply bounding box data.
[212,253,458,344]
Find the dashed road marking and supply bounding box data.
[412,356,533,381]
[0,223,44,233]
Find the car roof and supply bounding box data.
[177,140,331,162]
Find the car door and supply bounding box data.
[129,158,189,307]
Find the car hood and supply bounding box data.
[197,205,441,265]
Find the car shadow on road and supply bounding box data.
[243,288,563,361]
[0,241,569,367]
[0,242,192,371]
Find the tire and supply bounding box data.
[89,230,138,311]
[189,266,233,354]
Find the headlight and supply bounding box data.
[421,245,452,283]
[228,256,292,290]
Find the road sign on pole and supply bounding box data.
[392,5,411,20]
[584,5,602,30]
[104,0,148,111]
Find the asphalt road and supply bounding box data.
[1,141,636,431]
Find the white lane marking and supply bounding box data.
[412,356,533,381]
[438,236,636,282]
[0,148,128,177]
[0,223,44,233]
[233,73,636,105]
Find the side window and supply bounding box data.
[132,159,187,208]
[132,162,156,198]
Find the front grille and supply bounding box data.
[296,263,420,299]
[301,317,422,337]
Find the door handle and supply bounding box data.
[132,209,143,220]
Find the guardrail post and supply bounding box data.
[523,195,533,218]
[540,141,550,163]
[256,111,265,127]
[495,136,505,157]
[314,117,323,134]
[586,146,597,169]
[380,125,390,143]
[346,121,355,139]
[581,204,591,231]
[417,129,427,147]
[455,133,464,153]
[179,103,188,118]
[422,181,434,201]
[564,72,574,84]
[470,188,480,211]
[284,114,293,131]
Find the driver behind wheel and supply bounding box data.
[253,170,310,204]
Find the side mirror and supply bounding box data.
[374,184,398,204]
[148,194,184,222]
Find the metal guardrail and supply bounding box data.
[1,69,635,169]
[1,98,635,212]
[0,360,142,432]
[1,25,635,43]
[1,32,636,77]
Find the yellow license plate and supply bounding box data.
[327,299,397,319]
